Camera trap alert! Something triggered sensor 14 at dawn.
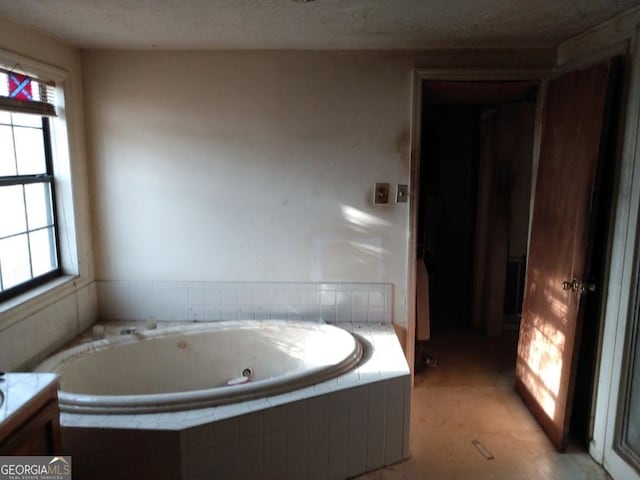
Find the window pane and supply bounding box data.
[14,126,46,175]
[0,185,26,237]
[29,227,57,277]
[25,182,53,230]
[0,125,16,176]
[0,110,10,125]
[11,113,42,128]
[0,233,31,289]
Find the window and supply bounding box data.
[0,68,60,301]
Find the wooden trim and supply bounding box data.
[406,69,423,381]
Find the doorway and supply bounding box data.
[409,65,620,453]
[417,81,538,336]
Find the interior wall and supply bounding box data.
[495,102,535,258]
[0,16,96,370]
[82,49,556,330]
[82,50,414,325]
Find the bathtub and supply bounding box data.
[37,320,410,480]
[35,320,363,414]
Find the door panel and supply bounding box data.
[515,59,616,451]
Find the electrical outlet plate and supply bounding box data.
[396,184,408,203]
[374,183,389,204]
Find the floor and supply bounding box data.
[357,328,612,480]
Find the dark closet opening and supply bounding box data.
[417,81,538,334]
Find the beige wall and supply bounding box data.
[83,50,415,325]
[82,49,555,329]
[0,17,96,370]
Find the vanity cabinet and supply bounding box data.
[0,374,62,455]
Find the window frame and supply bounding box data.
[0,104,62,302]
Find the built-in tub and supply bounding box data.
[36,320,410,480]
[36,320,362,414]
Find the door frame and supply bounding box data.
[569,37,640,480]
[406,67,549,380]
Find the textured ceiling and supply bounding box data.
[0,0,639,50]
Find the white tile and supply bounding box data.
[238,304,255,319]
[254,287,271,309]
[77,282,98,329]
[186,450,215,478]
[368,288,385,307]
[327,390,349,480]
[268,392,292,407]
[205,305,221,321]
[238,434,262,479]
[320,305,337,324]
[366,382,387,471]
[307,402,329,480]
[286,399,307,428]
[336,291,352,323]
[347,421,367,477]
[286,311,303,321]
[219,308,239,321]
[402,376,411,459]
[213,418,238,446]
[186,424,214,453]
[270,288,288,306]
[286,425,308,479]
[238,411,263,439]
[287,289,304,306]
[205,286,221,306]
[263,404,286,432]
[303,308,322,322]
[213,443,239,479]
[367,306,385,323]
[303,290,320,308]
[347,386,368,477]
[220,287,239,306]
[263,430,286,480]
[237,288,255,305]
[384,284,393,313]
[352,291,369,309]
[339,283,360,291]
[384,377,405,465]
[352,308,368,323]
[320,290,336,306]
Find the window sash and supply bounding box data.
[0,116,61,301]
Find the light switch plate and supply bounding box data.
[374,183,389,204]
[396,184,408,203]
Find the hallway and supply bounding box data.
[357,329,611,479]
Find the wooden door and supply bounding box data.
[515,59,617,451]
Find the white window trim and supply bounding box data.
[0,49,82,330]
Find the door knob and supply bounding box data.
[562,278,579,292]
[562,278,596,294]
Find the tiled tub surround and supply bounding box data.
[96,281,393,324]
[57,322,410,480]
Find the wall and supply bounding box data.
[83,50,413,326]
[0,17,96,370]
[83,49,555,331]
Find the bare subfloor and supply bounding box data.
[357,329,611,480]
